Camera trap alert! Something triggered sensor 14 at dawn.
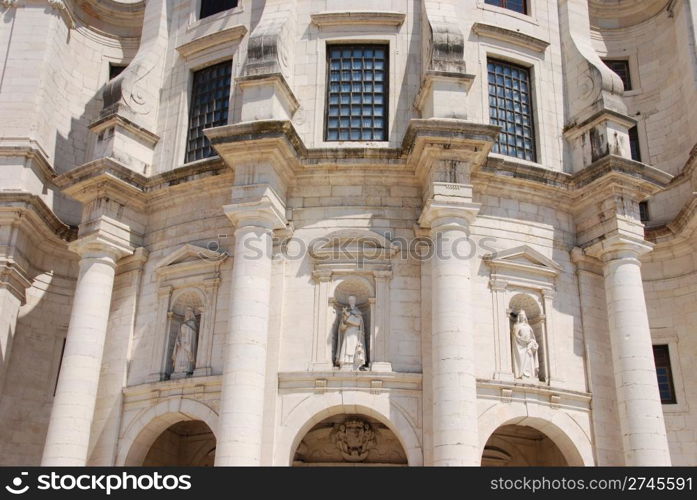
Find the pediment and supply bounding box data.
[483,245,561,279]
[309,230,398,263]
[155,244,226,280]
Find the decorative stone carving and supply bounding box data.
[171,307,199,377]
[511,310,540,380]
[309,229,397,372]
[336,295,367,371]
[484,245,561,384]
[331,418,377,462]
[150,244,226,382]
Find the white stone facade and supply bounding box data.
[0,0,695,466]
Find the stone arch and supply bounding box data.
[170,286,207,310]
[276,392,422,466]
[117,397,218,466]
[478,403,593,466]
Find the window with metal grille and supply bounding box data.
[484,0,528,15]
[325,44,388,142]
[604,59,632,91]
[653,345,677,404]
[629,125,641,162]
[185,60,232,163]
[200,0,238,19]
[487,58,536,162]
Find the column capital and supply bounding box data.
[418,200,480,231]
[312,270,332,283]
[583,234,653,262]
[0,259,32,305]
[68,232,135,262]
[224,186,288,232]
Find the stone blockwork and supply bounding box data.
[0,0,695,466]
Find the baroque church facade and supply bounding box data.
[0,0,696,466]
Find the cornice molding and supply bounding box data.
[176,24,248,60]
[472,22,550,53]
[310,11,406,28]
[0,192,76,242]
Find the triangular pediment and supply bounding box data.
[310,229,398,262]
[155,244,227,281]
[483,245,561,278]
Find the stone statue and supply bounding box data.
[336,295,366,370]
[331,418,377,462]
[512,309,539,380]
[172,307,198,375]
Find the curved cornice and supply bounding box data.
[589,0,671,29]
[69,0,145,38]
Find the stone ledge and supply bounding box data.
[472,22,550,53]
[477,379,592,412]
[176,24,248,60]
[310,11,406,28]
[278,371,422,393]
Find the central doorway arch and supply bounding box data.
[482,424,568,466]
[143,420,216,466]
[292,414,408,466]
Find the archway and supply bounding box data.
[117,397,219,466]
[482,424,567,466]
[142,420,216,466]
[292,414,408,466]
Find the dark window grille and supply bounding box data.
[604,59,632,91]
[200,0,238,19]
[185,61,232,163]
[325,44,389,142]
[487,58,536,162]
[653,345,677,404]
[484,0,528,15]
[109,63,127,80]
[639,201,650,223]
[629,125,641,162]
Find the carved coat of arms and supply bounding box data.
[331,418,377,462]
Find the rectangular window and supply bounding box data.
[484,0,528,15]
[653,345,677,404]
[200,0,238,19]
[185,60,232,163]
[629,125,641,162]
[487,58,537,162]
[325,44,388,142]
[639,200,650,222]
[604,59,632,91]
[109,63,127,80]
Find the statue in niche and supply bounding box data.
[512,309,539,380]
[171,307,198,376]
[336,295,367,371]
[331,418,377,462]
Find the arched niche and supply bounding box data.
[309,229,397,373]
[484,245,561,385]
[330,276,374,371]
[165,288,205,379]
[149,244,226,382]
[509,292,547,382]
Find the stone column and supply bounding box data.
[423,206,480,466]
[216,195,286,466]
[598,239,671,466]
[41,235,132,466]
